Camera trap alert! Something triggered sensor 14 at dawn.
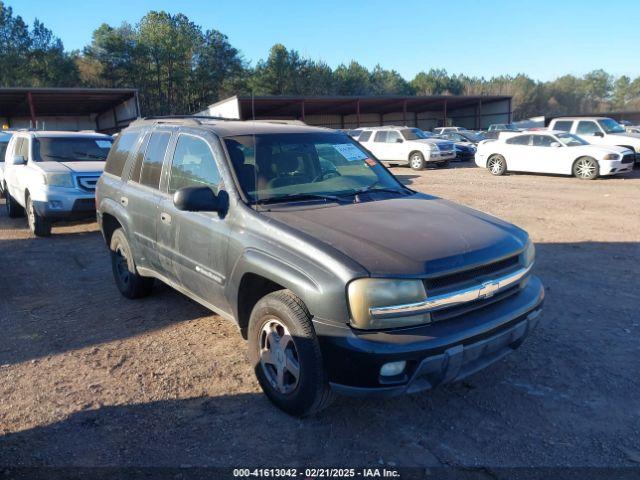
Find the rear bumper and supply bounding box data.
[316,275,544,397]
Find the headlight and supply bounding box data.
[635,145,640,153]
[521,239,535,267]
[348,278,429,329]
[602,153,620,160]
[45,173,74,188]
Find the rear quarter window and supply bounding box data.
[104,132,139,177]
[358,131,372,142]
[553,121,573,132]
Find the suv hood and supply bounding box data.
[37,161,105,174]
[264,195,527,276]
[610,132,640,142]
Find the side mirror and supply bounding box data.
[173,186,227,213]
[593,131,604,137]
[550,142,562,148]
[396,138,404,143]
[13,155,26,165]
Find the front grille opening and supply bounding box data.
[424,255,520,291]
[431,284,520,323]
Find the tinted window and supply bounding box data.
[387,131,401,143]
[576,121,600,135]
[140,131,171,189]
[532,135,555,147]
[358,131,372,142]
[128,133,150,182]
[105,132,138,176]
[506,135,530,145]
[554,121,572,132]
[168,135,220,194]
[400,128,429,140]
[374,131,388,142]
[0,133,11,162]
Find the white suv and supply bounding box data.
[548,117,640,165]
[3,131,113,236]
[433,126,468,134]
[357,126,456,170]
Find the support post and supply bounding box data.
[300,100,305,122]
[476,99,482,130]
[356,98,360,127]
[402,99,407,126]
[443,99,447,128]
[27,91,36,129]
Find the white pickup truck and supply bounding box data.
[3,131,113,236]
[548,117,640,165]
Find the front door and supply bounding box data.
[160,131,230,311]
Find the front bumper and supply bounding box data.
[316,275,544,397]
[30,185,96,220]
[426,151,456,162]
[599,159,635,176]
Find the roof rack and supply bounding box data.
[130,115,236,126]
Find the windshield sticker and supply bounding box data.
[95,140,112,149]
[332,143,368,161]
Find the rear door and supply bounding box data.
[370,130,391,160]
[503,134,532,171]
[125,128,172,273]
[159,131,230,310]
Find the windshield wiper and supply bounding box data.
[73,151,106,160]
[254,193,345,205]
[42,154,77,161]
[349,186,411,196]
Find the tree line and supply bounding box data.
[2,2,640,120]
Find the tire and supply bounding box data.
[487,155,507,176]
[573,157,599,180]
[109,228,154,299]
[5,189,25,218]
[26,194,51,237]
[248,290,334,417]
[409,152,426,170]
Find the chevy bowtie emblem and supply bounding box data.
[478,280,500,299]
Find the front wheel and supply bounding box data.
[26,194,51,237]
[248,290,334,416]
[487,155,507,176]
[573,157,599,180]
[409,152,426,170]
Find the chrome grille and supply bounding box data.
[424,255,520,292]
[76,175,100,191]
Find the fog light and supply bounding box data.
[48,200,63,209]
[380,361,406,377]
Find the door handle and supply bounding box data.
[160,212,171,225]
[120,196,128,206]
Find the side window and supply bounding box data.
[140,131,171,189]
[168,135,221,194]
[104,131,138,177]
[128,132,150,182]
[374,131,388,142]
[554,121,572,132]
[532,135,554,147]
[386,131,402,143]
[358,131,372,142]
[12,138,24,160]
[576,121,599,135]
[506,135,531,145]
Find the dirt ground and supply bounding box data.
[0,164,639,470]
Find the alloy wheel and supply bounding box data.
[410,155,423,169]
[489,157,503,174]
[576,158,596,178]
[27,199,35,231]
[259,319,300,395]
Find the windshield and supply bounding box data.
[223,132,406,204]
[556,133,588,147]
[597,118,625,134]
[33,137,113,162]
[401,128,430,140]
[0,133,11,162]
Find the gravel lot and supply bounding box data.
[1,164,639,470]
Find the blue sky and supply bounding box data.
[6,0,640,81]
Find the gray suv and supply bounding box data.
[96,116,544,416]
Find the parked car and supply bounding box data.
[96,117,543,416]
[433,126,469,134]
[357,126,455,169]
[548,117,640,165]
[0,131,13,196]
[3,131,114,236]
[451,140,476,161]
[476,130,634,180]
[439,130,487,146]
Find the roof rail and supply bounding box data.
[250,119,306,126]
